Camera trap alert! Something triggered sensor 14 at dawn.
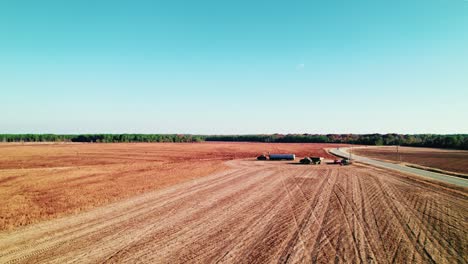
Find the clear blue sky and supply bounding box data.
[1,0,467,134]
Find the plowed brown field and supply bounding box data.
[353,146,468,175]
[0,142,343,231]
[0,159,467,263]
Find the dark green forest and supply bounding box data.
[0,134,204,143]
[1,133,467,150]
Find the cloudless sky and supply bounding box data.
[1,0,467,134]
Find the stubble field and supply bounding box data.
[0,143,466,263]
[0,142,340,231]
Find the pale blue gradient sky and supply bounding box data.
[1,0,467,134]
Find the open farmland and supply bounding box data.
[0,142,342,231]
[353,146,468,175]
[0,159,467,263]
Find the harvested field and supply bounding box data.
[353,146,468,175]
[0,160,466,263]
[0,142,343,231]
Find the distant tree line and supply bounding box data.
[1,133,467,150]
[204,134,468,150]
[0,134,204,143]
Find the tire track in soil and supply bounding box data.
[366,171,434,263]
[277,166,309,262]
[33,167,273,263]
[355,172,391,264]
[359,170,425,263]
[0,167,257,263]
[105,168,281,262]
[372,171,467,263]
[331,170,387,263]
[331,180,367,263]
[0,160,466,263]
[278,167,339,263]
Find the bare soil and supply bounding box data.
[353,146,468,175]
[0,142,343,231]
[0,160,466,263]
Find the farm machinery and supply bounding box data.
[333,158,352,166]
[300,157,324,165]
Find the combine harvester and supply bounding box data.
[257,154,295,161]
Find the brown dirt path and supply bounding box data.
[0,160,466,263]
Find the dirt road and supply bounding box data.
[0,160,466,263]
